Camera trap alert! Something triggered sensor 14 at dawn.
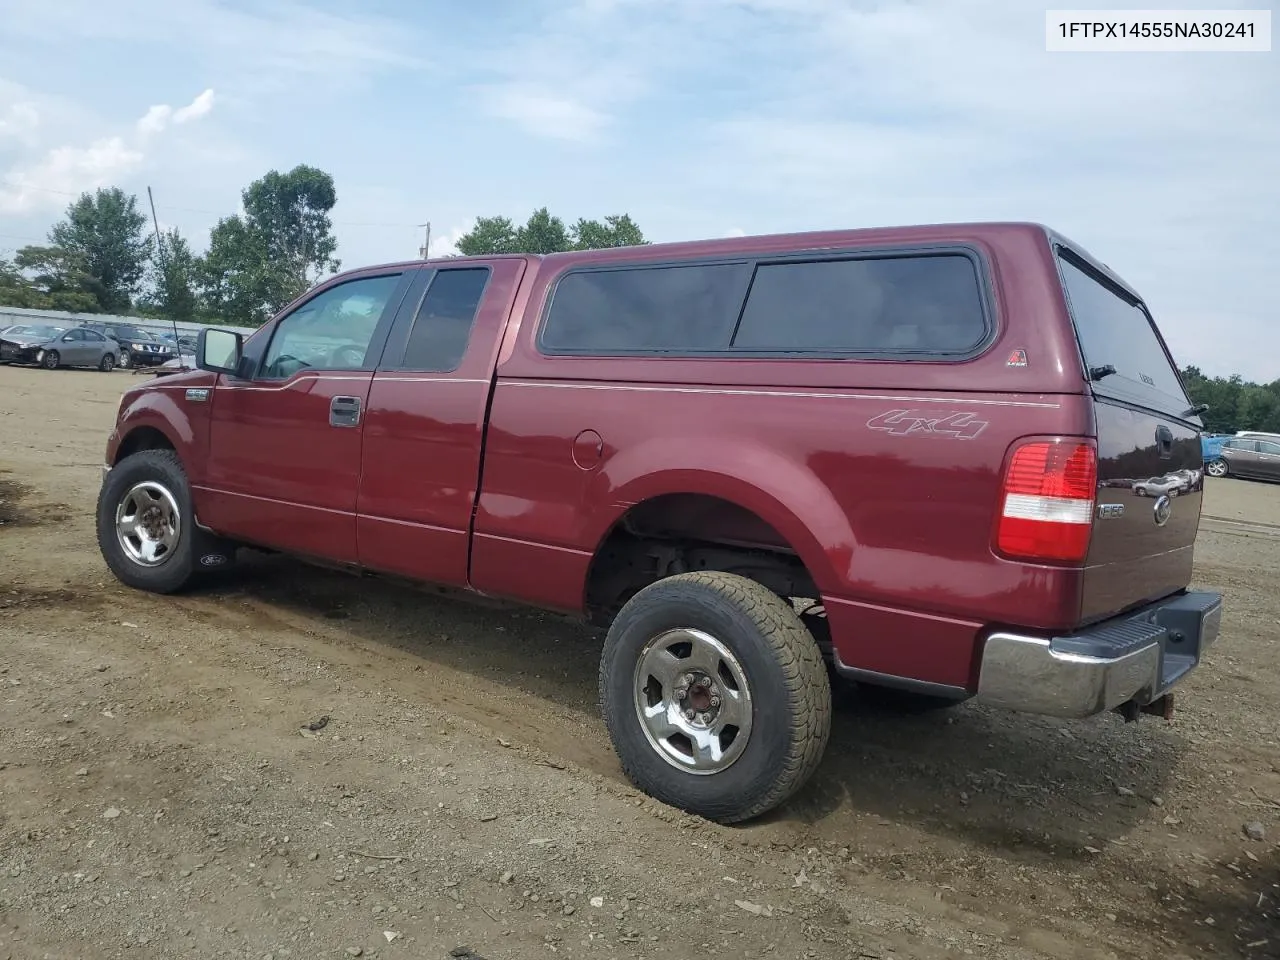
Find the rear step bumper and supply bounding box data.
[977,591,1223,719]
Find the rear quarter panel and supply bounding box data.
[474,224,1093,689]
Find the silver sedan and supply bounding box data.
[0,325,120,371]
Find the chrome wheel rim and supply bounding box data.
[1207,460,1227,477]
[115,481,181,566]
[632,628,753,776]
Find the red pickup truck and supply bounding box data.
[97,222,1222,823]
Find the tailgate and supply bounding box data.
[1085,401,1202,622]
[1055,248,1203,625]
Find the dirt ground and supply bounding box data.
[1,364,1278,960]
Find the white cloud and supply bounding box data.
[136,89,216,137]
[0,101,39,144]
[428,224,472,258]
[136,105,171,136]
[478,85,608,143]
[173,89,215,124]
[1,89,215,214]
[0,137,143,214]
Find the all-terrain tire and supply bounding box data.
[599,571,832,824]
[96,450,233,593]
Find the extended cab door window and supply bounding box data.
[259,274,404,380]
[397,267,490,370]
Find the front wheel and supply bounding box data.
[96,450,234,593]
[118,350,132,369]
[1206,459,1229,478]
[42,350,60,370]
[599,571,832,824]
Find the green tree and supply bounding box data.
[1181,366,1280,434]
[141,228,199,323]
[48,187,152,312]
[515,207,570,254]
[455,208,647,255]
[455,216,519,256]
[570,213,645,250]
[196,164,341,326]
[8,245,100,312]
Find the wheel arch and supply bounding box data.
[579,441,854,619]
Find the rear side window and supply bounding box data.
[1058,253,1190,413]
[541,262,751,353]
[732,254,987,354]
[400,267,490,371]
[539,252,989,357]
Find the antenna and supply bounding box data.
[417,221,432,259]
[147,186,184,370]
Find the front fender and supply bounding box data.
[109,376,213,481]
[583,435,854,595]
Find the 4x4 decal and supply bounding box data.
[866,408,990,440]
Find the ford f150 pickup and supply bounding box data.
[96,222,1222,823]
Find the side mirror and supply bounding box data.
[197,328,244,376]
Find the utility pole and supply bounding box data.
[417,221,432,259]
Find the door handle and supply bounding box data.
[1155,425,1173,459]
[329,395,362,428]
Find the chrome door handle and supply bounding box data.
[329,395,362,428]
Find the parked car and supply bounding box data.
[1205,437,1280,482]
[1,323,68,363]
[1201,433,1228,463]
[147,351,197,378]
[95,222,1222,823]
[1132,474,1185,497]
[82,322,174,369]
[1,324,118,370]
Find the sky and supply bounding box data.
[0,0,1275,381]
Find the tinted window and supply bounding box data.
[1058,254,1189,413]
[260,274,401,380]
[85,330,107,342]
[733,254,987,354]
[1259,441,1280,455]
[541,262,751,354]
[64,329,85,341]
[400,268,489,371]
[1224,440,1258,452]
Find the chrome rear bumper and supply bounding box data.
[977,591,1222,718]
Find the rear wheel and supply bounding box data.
[1206,458,1229,478]
[599,571,832,824]
[99,353,115,372]
[42,350,60,370]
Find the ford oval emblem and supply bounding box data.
[1153,495,1173,527]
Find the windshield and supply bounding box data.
[6,324,64,338]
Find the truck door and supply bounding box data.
[197,269,416,563]
[356,257,528,586]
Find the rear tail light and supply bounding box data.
[996,439,1097,563]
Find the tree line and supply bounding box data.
[2,182,1273,426]
[0,169,649,329]
[1181,366,1280,435]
